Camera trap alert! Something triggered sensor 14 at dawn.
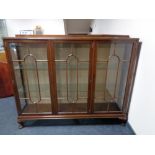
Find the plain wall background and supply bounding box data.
[6,19,65,36]
[91,19,155,134]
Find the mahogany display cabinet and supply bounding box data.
[3,35,141,128]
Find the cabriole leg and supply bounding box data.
[18,121,24,129]
[119,117,127,126]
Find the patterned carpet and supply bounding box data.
[0,97,134,135]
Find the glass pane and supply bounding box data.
[94,42,132,112]
[9,43,51,114]
[55,43,90,113]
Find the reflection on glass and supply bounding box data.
[55,43,90,113]
[94,42,132,112]
[10,43,51,113]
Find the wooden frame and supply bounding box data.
[3,35,141,128]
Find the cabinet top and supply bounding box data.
[3,34,139,41]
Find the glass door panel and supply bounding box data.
[54,43,90,113]
[94,42,132,112]
[9,43,52,114]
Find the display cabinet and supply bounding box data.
[3,35,141,128]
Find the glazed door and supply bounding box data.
[54,42,91,114]
[94,41,133,113]
[8,41,52,114]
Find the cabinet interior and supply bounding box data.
[9,41,132,114]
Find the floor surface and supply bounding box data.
[0,97,134,135]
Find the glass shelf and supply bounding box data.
[13,63,48,70]
[56,63,129,70]
[56,63,89,70]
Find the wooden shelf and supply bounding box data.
[22,102,120,114]
[94,102,120,112]
[23,104,52,114]
[58,103,87,113]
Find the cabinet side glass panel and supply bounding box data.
[54,43,90,113]
[94,42,132,112]
[9,43,52,114]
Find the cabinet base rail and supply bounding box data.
[17,113,127,128]
[18,113,127,121]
